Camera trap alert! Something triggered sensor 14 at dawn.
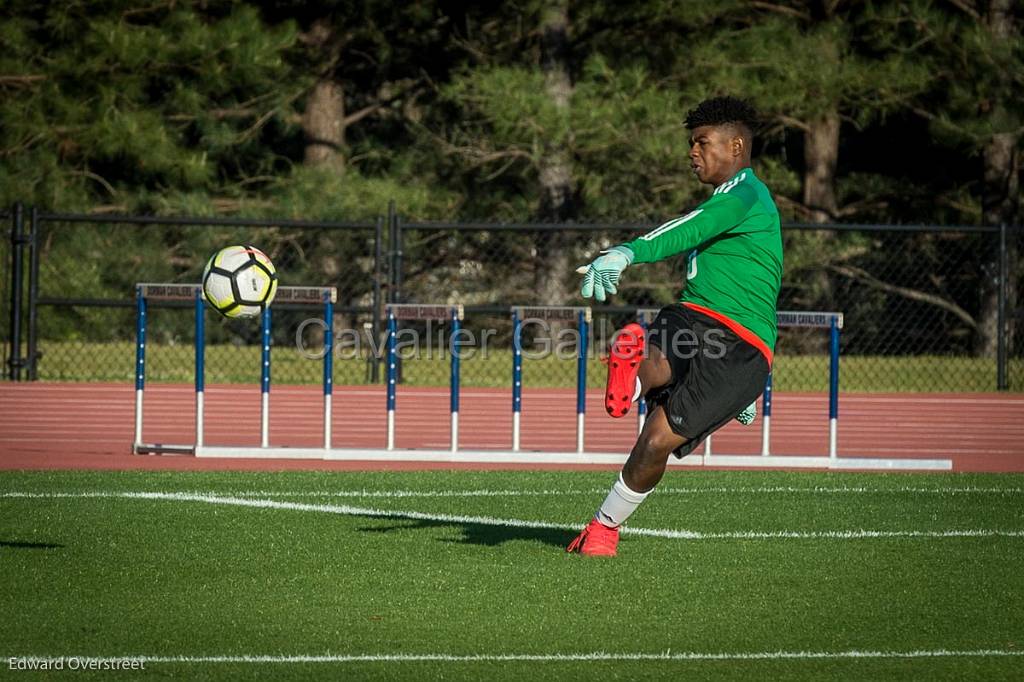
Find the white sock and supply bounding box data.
[632,376,642,402]
[595,472,651,528]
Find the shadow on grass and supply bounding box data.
[0,540,64,550]
[359,519,573,549]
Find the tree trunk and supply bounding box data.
[976,0,1020,359]
[978,132,1020,358]
[801,109,841,314]
[300,18,348,337]
[538,1,573,221]
[303,80,345,170]
[302,19,345,172]
[802,111,840,223]
[534,0,576,308]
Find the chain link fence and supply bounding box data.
[0,208,10,380]
[5,206,1021,393]
[18,212,380,384]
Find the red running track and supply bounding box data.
[0,382,1022,472]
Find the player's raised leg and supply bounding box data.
[604,323,645,417]
[604,324,673,417]
[566,326,676,556]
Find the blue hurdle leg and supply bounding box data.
[829,316,840,458]
[323,294,334,449]
[761,371,773,456]
[195,292,205,449]
[576,310,589,453]
[386,312,397,450]
[133,287,147,452]
[260,305,271,448]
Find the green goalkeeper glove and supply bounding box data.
[576,245,634,302]
[735,400,757,426]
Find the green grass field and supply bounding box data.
[34,340,1024,391]
[2,469,1023,680]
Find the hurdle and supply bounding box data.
[132,284,203,455]
[512,305,591,453]
[132,283,336,456]
[636,308,844,457]
[385,303,464,451]
[636,307,951,470]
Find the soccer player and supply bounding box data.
[568,96,782,556]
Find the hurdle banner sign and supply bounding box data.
[388,304,463,321]
[131,287,951,470]
[776,311,844,329]
[273,287,338,304]
[513,305,591,322]
[136,283,202,300]
[135,283,337,305]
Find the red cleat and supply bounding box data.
[604,323,645,418]
[567,518,620,556]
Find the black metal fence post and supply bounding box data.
[8,203,25,381]
[370,214,384,383]
[387,200,398,304]
[386,200,404,383]
[997,223,1008,390]
[394,210,404,307]
[27,206,40,380]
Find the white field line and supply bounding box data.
[5,485,1020,499]
[2,491,1024,541]
[212,485,1024,497]
[9,649,1024,665]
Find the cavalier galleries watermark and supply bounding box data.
[294,317,727,361]
[8,657,145,672]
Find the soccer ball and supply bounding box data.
[202,245,278,318]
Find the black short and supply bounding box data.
[645,304,771,457]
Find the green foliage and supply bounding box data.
[0,1,303,211]
[1,0,1017,223]
[871,0,1024,147]
[440,56,707,220]
[2,0,1021,365]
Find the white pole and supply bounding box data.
[829,418,837,459]
[704,434,713,457]
[260,392,269,448]
[195,390,204,449]
[450,411,459,452]
[512,412,521,451]
[576,412,585,453]
[387,410,395,450]
[323,393,332,449]
[638,412,646,436]
[133,389,144,452]
[761,415,771,456]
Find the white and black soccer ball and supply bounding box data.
[202,245,278,318]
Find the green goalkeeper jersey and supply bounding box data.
[622,167,783,350]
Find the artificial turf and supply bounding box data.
[1,469,1022,681]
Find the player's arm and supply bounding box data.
[622,185,757,264]
[577,185,756,301]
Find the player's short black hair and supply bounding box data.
[684,96,759,138]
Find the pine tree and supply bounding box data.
[0,1,302,212]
